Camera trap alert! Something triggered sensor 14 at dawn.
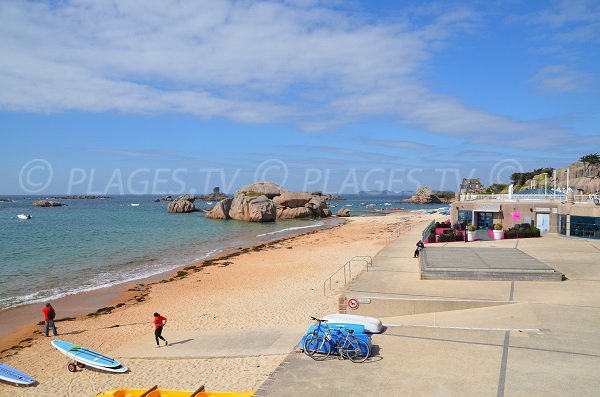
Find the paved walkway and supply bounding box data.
[256,221,600,396]
[112,327,306,359]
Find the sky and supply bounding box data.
[1,0,599,195]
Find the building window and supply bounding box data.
[458,210,472,228]
[570,216,600,239]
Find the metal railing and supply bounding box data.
[460,193,566,202]
[459,193,596,203]
[323,256,372,296]
[386,225,405,240]
[422,220,435,241]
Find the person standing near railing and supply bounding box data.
[414,240,425,258]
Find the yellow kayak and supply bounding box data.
[96,385,255,397]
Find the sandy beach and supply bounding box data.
[0,212,432,396]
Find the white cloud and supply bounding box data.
[531,64,593,93]
[0,0,578,147]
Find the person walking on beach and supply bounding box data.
[153,312,168,347]
[414,240,425,258]
[42,303,58,337]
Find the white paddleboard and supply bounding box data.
[51,340,128,373]
[323,313,383,333]
[0,363,35,385]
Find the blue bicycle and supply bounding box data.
[303,316,370,363]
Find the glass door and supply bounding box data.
[477,212,493,229]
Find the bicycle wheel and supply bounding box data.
[342,337,370,363]
[304,334,331,361]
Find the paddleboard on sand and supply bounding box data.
[51,340,128,373]
[0,363,35,385]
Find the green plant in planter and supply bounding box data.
[467,225,476,232]
[494,223,503,230]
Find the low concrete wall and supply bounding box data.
[340,296,511,317]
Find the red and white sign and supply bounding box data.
[347,298,359,310]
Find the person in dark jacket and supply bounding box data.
[42,303,58,337]
[414,240,425,258]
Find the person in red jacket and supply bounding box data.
[153,312,168,347]
[42,303,58,337]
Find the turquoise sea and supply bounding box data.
[0,195,444,311]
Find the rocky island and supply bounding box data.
[206,182,332,222]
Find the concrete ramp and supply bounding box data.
[112,327,305,359]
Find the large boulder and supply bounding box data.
[277,206,314,219]
[336,208,351,217]
[229,193,276,222]
[167,194,196,213]
[237,182,287,199]
[33,200,65,207]
[273,192,312,208]
[410,187,442,204]
[306,196,329,217]
[205,198,233,219]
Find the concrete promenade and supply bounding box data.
[256,220,600,396]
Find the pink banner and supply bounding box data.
[512,212,521,220]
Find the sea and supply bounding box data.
[0,195,445,311]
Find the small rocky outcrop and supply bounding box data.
[336,208,350,217]
[167,194,197,213]
[162,195,173,201]
[0,198,12,202]
[197,187,229,202]
[409,187,442,204]
[33,200,66,207]
[205,198,233,219]
[273,192,313,208]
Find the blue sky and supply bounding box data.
[1,0,598,195]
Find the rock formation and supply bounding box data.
[205,198,233,219]
[162,195,173,201]
[535,161,600,194]
[33,200,66,207]
[336,208,350,217]
[237,182,287,199]
[197,187,229,202]
[206,182,332,222]
[167,194,197,213]
[228,193,276,222]
[409,187,442,204]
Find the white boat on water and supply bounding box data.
[130,203,140,207]
[17,214,32,220]
[206,202,214,205]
